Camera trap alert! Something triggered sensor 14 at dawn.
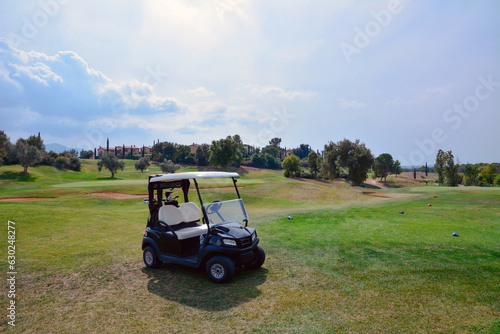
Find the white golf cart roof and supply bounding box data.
[149,171,240,183]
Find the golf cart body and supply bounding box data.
[142,172,264,283]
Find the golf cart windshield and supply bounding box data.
[203,199,248,226]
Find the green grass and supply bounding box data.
[0,162,499,333]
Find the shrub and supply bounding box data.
[159,159,180,173]
[301,170,313,179]
[282,154,301,177]
[184,155,196,165]
[494,174,500,186]
[134,157,150,172]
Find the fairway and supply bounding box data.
[1,163,499,333]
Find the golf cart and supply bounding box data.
[142,171,265,283]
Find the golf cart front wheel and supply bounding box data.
[206,256,234,284]
[143,246,162,269]
[244,245,266,270]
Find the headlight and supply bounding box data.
[251,231,257,242]
[222,238,237,247]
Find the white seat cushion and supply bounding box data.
[179,202,202,222]
[158,205,183,226]
[159,203,207,240]
[175,224,208,240]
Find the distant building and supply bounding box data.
[97,145,152,158]
[189,143,199,155]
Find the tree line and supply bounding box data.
[435,149,500,186]
[1,129,498,185]
[0,131,81,174]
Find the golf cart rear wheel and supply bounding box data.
[143,246,162,269]
[206,256,234,284]
[244,245,266,270]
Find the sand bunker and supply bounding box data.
[362,191,420,199]
[0,197,54,202]
[89,193,147,199]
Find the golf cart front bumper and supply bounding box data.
[203,237,260,266]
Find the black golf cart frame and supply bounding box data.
[142,172,257,269]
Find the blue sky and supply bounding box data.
[0,0,499,165]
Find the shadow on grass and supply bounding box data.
[143,264,267,311]
[0,171,38,182]
[361,183,381,189]
[383,181,402,188]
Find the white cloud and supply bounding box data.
[338,98,366,108]
[247,84,317,101]
[386,85,452,106]
[186,86,215,98]
[0,38,272,147]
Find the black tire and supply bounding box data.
[143,246,162,269]
[244,245,265,270]
[206,256,234,284]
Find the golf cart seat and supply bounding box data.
[158,203,207,240]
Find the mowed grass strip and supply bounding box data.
[0,163,499,333]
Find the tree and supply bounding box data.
[322,141,339,180]
[122,144,125,159]
[323,139,373,185]
[54,154,81,171]
[494,174,500,186]
[373,153,394,182]
[262,145,279,157]
[443,151,460,186]
[159,159,180,173]
[266,154,280,169]
[345,140,374,185]
[308,151,320,179]
[0,130,10,165]
[435,149,446,184]
[269,137,282,149]
[231,134,244,167]
[480,164,498,185]
[176,144,191,163]
[26,134,45,151]
[282,154,301,177]
[80,149,93,159]
[97,153,125,178]
[15,139,43,174]
[196,144,210,166]
[393,160,402,177]
[134,157,150,172]
[65,149,78,157]
[151,141,177,162]
[251,153,267,168]
[463,164,479,186]
[106,138,109,153]
[209,136,239,170]
[293,144,311,159]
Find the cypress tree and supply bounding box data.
[106,138,109,153]
[122,144,125,159]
